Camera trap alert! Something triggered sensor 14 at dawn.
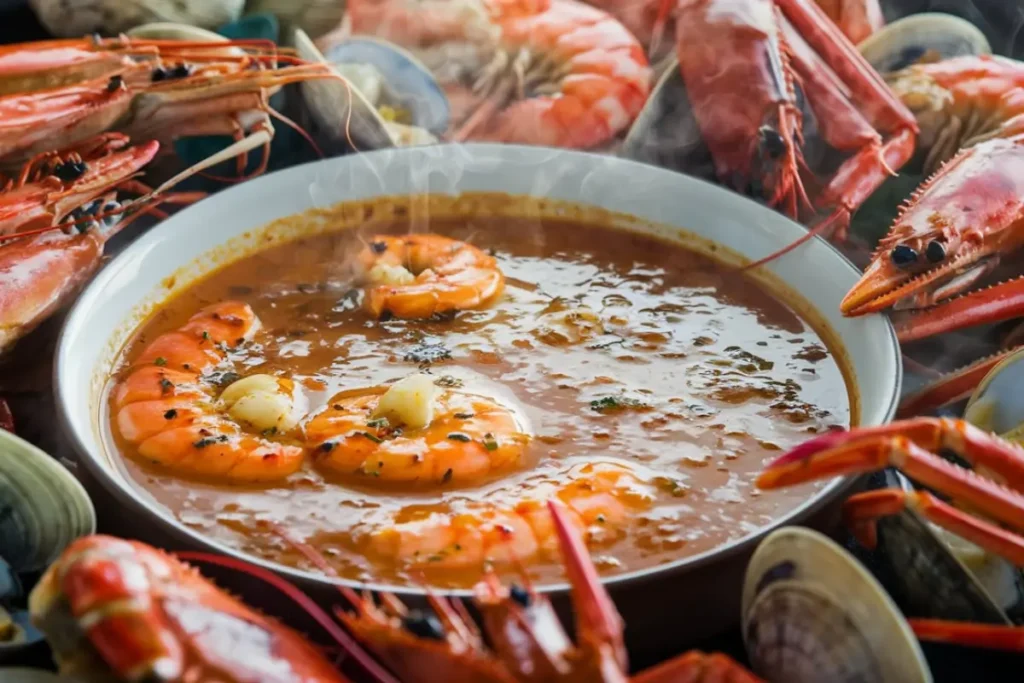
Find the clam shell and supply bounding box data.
[965,348,1024,442]
[294,29,447,151]
[0,430,95,574]
[742,526,931,683]
[126,22,227,41]
[858,13,991,73]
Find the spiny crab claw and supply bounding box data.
[840,138,1024,318]
[757,417,1024,546]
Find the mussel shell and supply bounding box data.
[0,430,95,574]
[873,474,1017,623]
[858,13,991,73]
[294,29,446,151]
[742,527,931,683]
[965,347,1024,442]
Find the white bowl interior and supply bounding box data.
[56,144,901,592]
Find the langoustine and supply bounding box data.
[836,55,1024,415]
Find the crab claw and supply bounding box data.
[757,418,1024,533]
[840,139,1024,317]
[547,499,628,679]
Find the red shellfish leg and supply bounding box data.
[742,0,918,270]
[844,489,1024,564]
[911,620,1024,652]
[632,651,765,683]
[756,418,1024,529]
[547,499,628,677]
[897,347,1023,418]
[895,277,1024,344]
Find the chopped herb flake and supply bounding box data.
[482,433,498,451]
[447,433,471,442]
[262,427,278,437]
[590,396,649,413]
[442,468,453,483]
[404,342,452,366]
[454,412,475,420]
[434,375,463,388]
[359,431,383,444]
[202,330,211,341]
[153,357,167,367]
[366,417,390,429]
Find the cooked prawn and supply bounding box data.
[306,381,529,486]
[344,0,653,148]
[364,462,654,569]
[112,301,306,483]
[357,234,505,319]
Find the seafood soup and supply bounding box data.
[105,201,852,589]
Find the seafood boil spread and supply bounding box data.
[5,0,1024,681]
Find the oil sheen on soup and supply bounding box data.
[107,217,851,588]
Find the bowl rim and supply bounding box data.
[54,142,901,597]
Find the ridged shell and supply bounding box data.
[742,527,931,683]
[0,430,95,574]
[858,12,991,73]
[28,0,244,38]
[294,29,447,150]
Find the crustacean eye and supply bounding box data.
[889,244,919,267]
[758,126,787,160]
[926,240,946,263]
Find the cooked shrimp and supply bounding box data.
[357,234,505,319]
[306,375,529,486]
[345,0,653,148]
[112,301,306,483]
[364,462,654,569]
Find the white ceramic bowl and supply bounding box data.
[54,144,901,652]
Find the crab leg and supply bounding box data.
[895,277,1024,343]
[757,419,1024,530]
[844,489,1024,563]
[548,500,628,680]
[897,349,1022,418]
[911,620,1024,652]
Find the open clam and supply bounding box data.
[742,526,931,683]
[858,12,991,73]
[294,29,450,150]
[0,430,95,659]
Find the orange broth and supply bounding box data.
[106,216,850,588]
